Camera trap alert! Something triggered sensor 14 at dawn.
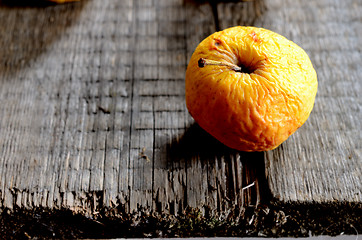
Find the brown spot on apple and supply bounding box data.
[214,39,222,46]
[250,31,260,42]
[210,38,223,50]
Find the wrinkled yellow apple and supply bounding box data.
[185,26,318,152]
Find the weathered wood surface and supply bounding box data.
[0,0,360,217]
[264,0,362,202]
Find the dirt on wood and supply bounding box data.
[0,201,360,239]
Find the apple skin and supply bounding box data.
[185,26,318,152]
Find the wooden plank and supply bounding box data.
[0,0,360,219]
[260,0,362,202]
[0,0,264,214]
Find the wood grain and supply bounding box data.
[0,0,360,217]
[261,0,362,202]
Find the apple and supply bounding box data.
[185,26,318,152]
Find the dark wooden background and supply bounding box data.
[0,0,361,218]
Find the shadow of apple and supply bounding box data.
[166,123,272,206]
[168,123,238,159]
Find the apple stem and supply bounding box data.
[198,58,241,72]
